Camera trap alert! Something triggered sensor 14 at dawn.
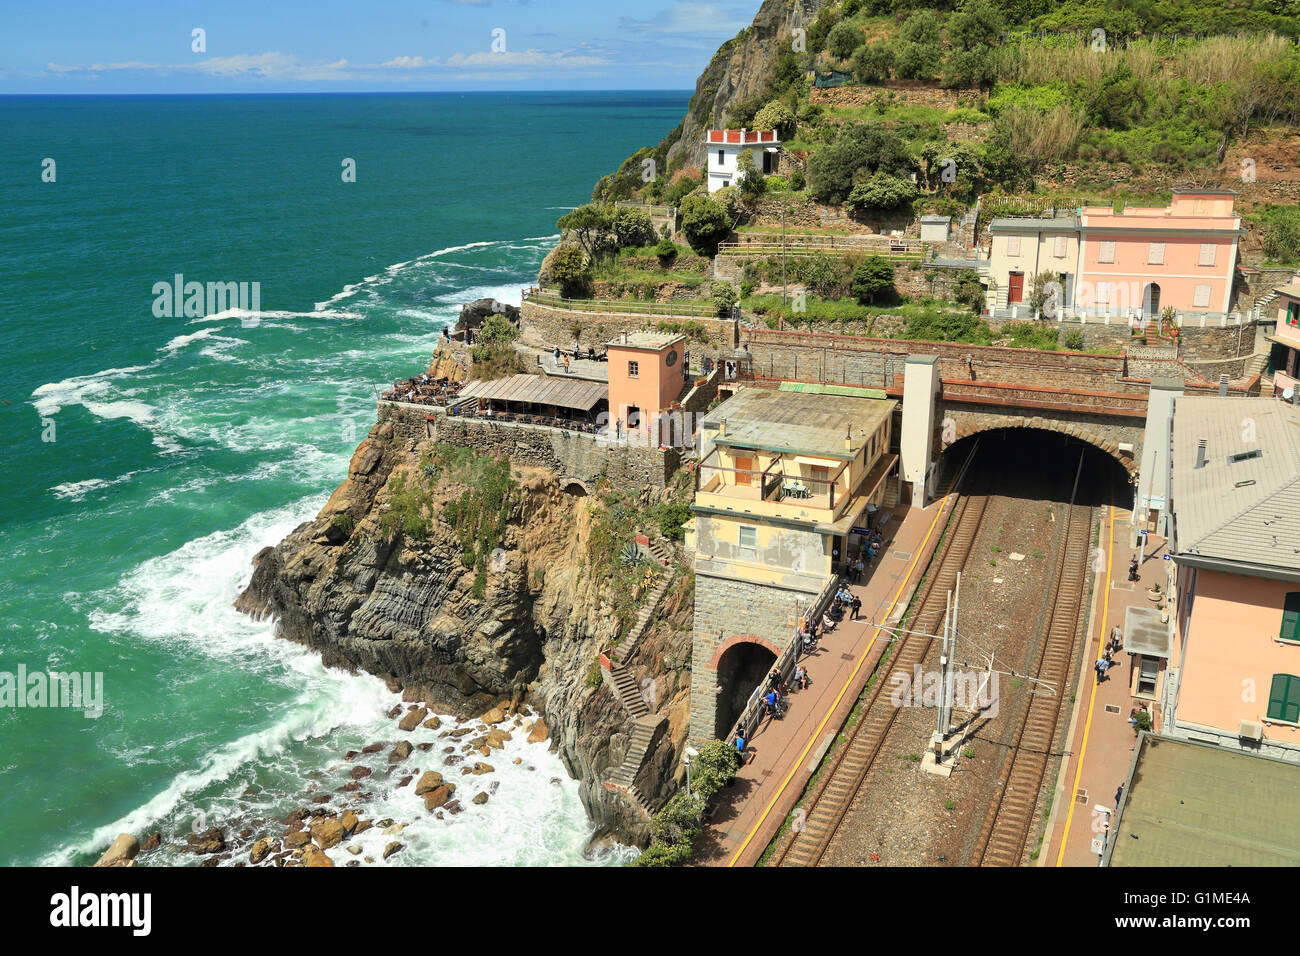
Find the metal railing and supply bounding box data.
[728,576,840,748]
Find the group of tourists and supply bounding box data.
[383,373,459,406]
[552,342,607,370]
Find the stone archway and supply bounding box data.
[942,415,1138,478]
[561,477,591,496]
[711,634,780,739]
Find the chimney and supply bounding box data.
[622,330,628,344]
[1218,374,1229,397]
[719,418,727,437]
[845,425,853,452]
[1195,439,1208,469]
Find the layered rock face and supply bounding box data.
[235,421,692,845]
[669,0,827,171]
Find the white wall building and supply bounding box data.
[706,128,781,194]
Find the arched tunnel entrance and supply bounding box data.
[714,639,777,739]
[939,428,1132,507]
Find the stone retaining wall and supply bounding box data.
[520,299,737,356]
[378,401,675,488]
[810,84,982,110]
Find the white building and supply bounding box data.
[706,128,781,194]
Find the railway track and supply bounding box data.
[971,452,1093,867]
[771,448,988,868]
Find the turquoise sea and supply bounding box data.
[0,91,684,866]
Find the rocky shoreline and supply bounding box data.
[92,691,634,868]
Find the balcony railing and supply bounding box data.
[696,447,851,515]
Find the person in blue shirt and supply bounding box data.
[764,689,778,718]
[735,734,746,764]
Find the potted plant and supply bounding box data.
[1147,581,1163,602]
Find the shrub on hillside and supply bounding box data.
[548,244,591,298]
[654,238,679,264]
[613,208,656,249]
[845,173,918,216]
[852,42,894,83]
[712,282,738,317]
[753,100,796,138]
[827,21,865,60]
[680,194,733,254]
[807,125,916,206]
[851,257,896,305]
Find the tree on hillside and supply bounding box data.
[899,9,942,47]
[548,244,591,298]
[679,193,733,255]
[845,173,918,216]
[753,100,796,139]
[851,257,896,304]
[807,125,917,206]
[895,8,943,80]
[557,205,613,259]
[946,0,1004,51]
[1028,271,1064,318]
[944,46,997,90]
[852,42,894,83]
[712,282,738,317]
[827,21,865,60]
[613,207,656,248]
[737,150,768,198]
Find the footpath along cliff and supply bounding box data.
[234,412,696,847]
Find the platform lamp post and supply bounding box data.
[683,746,699,798]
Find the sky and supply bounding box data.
[0,0,760,93]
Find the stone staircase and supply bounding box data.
[603,712,667,816]
[1244,352,1272,392]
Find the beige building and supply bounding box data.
[1164,396,1300,762]
[985,216,1080,315]
[686,385,899,742]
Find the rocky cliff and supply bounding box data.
[668,0,825,172]
[235,419,694,846]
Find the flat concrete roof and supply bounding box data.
[701,387,895,460]
[1108,735,1300,867]
[606,332,686,351]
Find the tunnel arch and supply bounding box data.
[561,477,591,496]
[711,635,779,739]
[941,416,1138,479]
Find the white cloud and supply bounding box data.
[620,1,750,37]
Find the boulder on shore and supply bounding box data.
[94,833,139,868]
[456,298,520,333]
[527,718,549,745]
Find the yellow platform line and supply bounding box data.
[727,492,953,867]
[1054,504,1117,867]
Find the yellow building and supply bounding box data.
[686,386,899,741]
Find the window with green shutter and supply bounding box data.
[1267,674,1300,723]
[1281,593,1300,643]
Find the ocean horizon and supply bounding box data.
[0,89,686,866]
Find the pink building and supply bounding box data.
[605,331,689,440]
[1165,396,1300,763]
[1076,188,1241,318]
[1266,273,1300,396]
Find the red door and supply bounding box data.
[1008,272,1024,304]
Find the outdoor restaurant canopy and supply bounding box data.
[456,374,608,412]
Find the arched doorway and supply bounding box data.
[1142,282,1161,318]
[714,639,777,738]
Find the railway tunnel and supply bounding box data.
[938,427,1132,508]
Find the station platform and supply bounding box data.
[1039,507,1169,867]
[693,491,958,866]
